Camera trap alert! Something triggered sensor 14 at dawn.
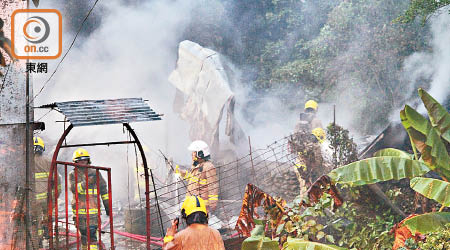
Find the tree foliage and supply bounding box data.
[395,0,450,24]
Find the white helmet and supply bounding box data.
[188,140,210,159]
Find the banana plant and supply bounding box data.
[326,89,450,245]
[241,224,279,250]
[400,212,450,235]
[328,89,449,184]
[327,154,430,186]
[410,177,450,207]
[401,104,450,179]
[282,238,348,250]
[418,88,450,144]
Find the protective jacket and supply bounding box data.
[163,224,225,250]
[34,155,61,202]
[69,167,109,224]
[295,112,323,133]
[180,161,219,207]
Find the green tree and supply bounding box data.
[396,0,450,24]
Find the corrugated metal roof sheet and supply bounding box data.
[52,98,162,127]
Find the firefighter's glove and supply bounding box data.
[165,219,178,237]
[103,199,110,216]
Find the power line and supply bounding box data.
[36,108,53,121]
[31,0,101,102]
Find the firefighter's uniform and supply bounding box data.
[163,223,225,250]
[177,161,219,210]
[292,127,326,184]
[69,148,110,250]
[32,137,61,247]
[163,196,225,250]
[34,154,62,244]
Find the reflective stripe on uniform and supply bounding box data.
[72,208,98,215]
[185,173,207,185]
[208,194,218,201]
[101,194,109,200]
[77,183,98,195]
[35,172,49,179]
[36,192,47,200]
[89,245,98,250]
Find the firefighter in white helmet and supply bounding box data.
[176,140,219,212]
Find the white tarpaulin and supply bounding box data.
[169,40,244,154]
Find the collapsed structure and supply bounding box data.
[168,40,246,159]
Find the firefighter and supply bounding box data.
[163,196,225,250]
[175,140,219,212]
[293,127,327,184]
[69,148,110,250]
[311,127,326,144]
[295,100,323,133]
[33,136,61,248]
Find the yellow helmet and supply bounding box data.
[33,136,45,148]
[311,127,326,144]
[304,100,318,111]
[33,136,45,153]
[73,148,90,162]
[181,196,207,217]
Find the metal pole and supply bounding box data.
[96,170,102,247]
[25,0,32,247]
[107,170,115,250]
[124,123,153,249]
[54,165,59,248]
[65,165,69,249]
[75,170,80,250]
[333,105,337,168]
[85,168,91,250]
[48,124,74,249]
[248,136,259,186]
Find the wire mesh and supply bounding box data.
[144,132,316,249]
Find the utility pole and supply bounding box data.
[25,0,32,248]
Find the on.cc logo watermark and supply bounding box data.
[12,9,61,59]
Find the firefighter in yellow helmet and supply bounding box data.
[295,100,323,133]
[69,148,110,250]
[33,136,61,248]
[175,140,219,212]
[311,127,326,144]
[292,126,327,183]
[163,196,225,250]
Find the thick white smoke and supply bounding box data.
[32,0,198,201]
[403,9,450,110]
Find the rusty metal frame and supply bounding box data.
[47,122,163,250]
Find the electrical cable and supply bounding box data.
[31,0,101,102]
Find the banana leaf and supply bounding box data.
[401,106,450,179]
[402,212,450,234]
[374,148,413,159]
[241,225,279,250]
[282,239,348,250]
[419,88,450,143]
[327,156,429,186]
[410,177,450,207]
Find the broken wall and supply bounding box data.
[0,1,31,248]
